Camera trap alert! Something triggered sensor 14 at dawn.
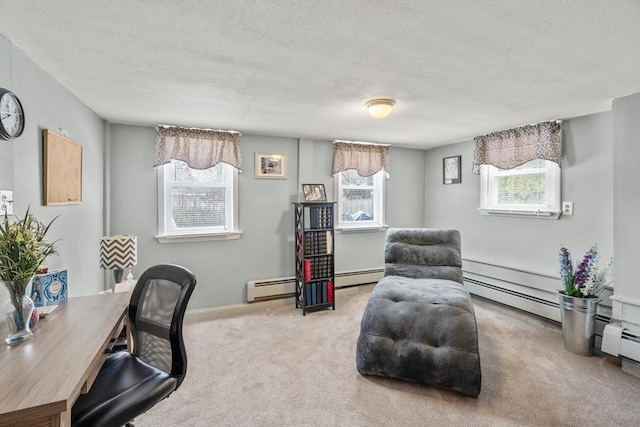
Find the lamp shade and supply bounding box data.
[365,98,395,119]
[100,235,137,269]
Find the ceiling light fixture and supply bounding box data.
[365,98,396,119]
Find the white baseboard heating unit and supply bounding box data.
[469,272,640,363]
[602,322,640,363]
[246,268,384,302]
[464,277,611,335]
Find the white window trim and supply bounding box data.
[156,232,242,244]
[335,225,389,233]
[334,170,388,232]
[156,162,241,243]
[478,162,562,219]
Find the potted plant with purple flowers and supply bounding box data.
[558,245,612,356]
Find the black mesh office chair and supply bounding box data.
[72,264,197,427]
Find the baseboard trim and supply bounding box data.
[185,283,375,323]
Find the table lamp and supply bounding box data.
[100,235,137,285]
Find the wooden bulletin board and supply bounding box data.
[43,129,82,205]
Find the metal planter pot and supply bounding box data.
[558,292,599,356]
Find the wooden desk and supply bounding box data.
[0,292,130,427]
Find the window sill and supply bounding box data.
[156,231,242,243]
[336,224,389,233]
[478,209,561,220]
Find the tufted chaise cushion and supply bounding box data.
[384,228,463,283]
[356,228,482,397]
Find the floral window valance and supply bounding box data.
[153,126,242,171]
[472,121,561,174]
[332,141,390,177]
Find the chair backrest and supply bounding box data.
[128,264,196,389]
[384,228,463,284]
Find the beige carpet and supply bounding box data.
[136,286,640,426]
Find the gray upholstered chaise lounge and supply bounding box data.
[356,228,482,397]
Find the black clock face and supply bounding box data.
[0,88,25,140]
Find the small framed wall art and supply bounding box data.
[255,152,287,179]
[443,155,461,185]
[302,184,327,201]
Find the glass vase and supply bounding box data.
[2,278,35,345]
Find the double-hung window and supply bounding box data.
[157,159,239,241]
[335,169,386,229]
[474,120,562,219]
[479,159,561,218]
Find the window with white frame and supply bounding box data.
[479,159,561,218]
[157,159,239,240]
[335,169,385,229]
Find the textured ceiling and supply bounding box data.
[0,0,638,149]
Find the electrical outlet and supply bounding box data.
[1,190,14,215]
[562,201,573,216]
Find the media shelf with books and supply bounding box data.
[293,201,336,315]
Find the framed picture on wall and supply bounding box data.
[443,155,461,185]
[302,184,327,201]
[255,152,287,179]
[43,129,83,204]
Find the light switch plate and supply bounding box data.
[1,190,14,215]
[562,201,573,216]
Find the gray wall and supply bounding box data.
[612,92,640,321]
[0,33,105,301]
[425,111,614,278]
[0,36,12,187]
[109,124,426,308]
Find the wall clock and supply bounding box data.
[0,87,25,140]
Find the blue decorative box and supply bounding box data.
[32,269,68,307]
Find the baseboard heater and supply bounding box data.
[465,277,558,307]
[464,277,640,344]
[464,277,611,324]
[246,268,384,302]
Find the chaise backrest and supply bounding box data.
[384,228,463,284]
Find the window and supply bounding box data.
[157,160,240,242]
[335,170,386,229]
[479,159,561,218]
